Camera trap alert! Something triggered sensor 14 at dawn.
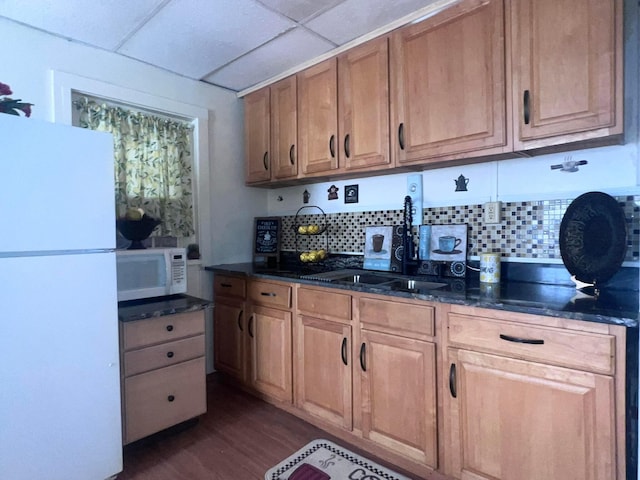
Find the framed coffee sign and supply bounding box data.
[253,216,281,264]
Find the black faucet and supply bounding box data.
[402,195,417,275]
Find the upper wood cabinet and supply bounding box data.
[390,0,509,165]
[510,0,623,150]
[270,76,298,180]
[338,36,392,171]
[245,77,298,184]
[244,88,271,184]
[297,59,339,175]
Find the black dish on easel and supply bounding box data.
[116,215,161,249]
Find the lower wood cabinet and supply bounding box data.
[213,297,247,382]
[447,348,615,480]
[444,306,625,480]
[120,310,207,445]
[359,329,438,468]
[296,316,353,429]
[358,296,439,469]
[210,276,629,480]
[248,304,293,402]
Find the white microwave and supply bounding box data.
[116,248,187,301]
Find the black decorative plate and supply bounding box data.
[559,192,627,285]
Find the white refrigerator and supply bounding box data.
[0,114,123,479]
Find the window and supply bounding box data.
[73,96,195,238]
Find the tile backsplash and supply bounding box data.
[281,196,640,263]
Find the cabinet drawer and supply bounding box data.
[213,274,246,298]
[298,286,351,321]
[124,334,205,376]
[448,313,615,374]
[124,356,206,444]
[122,311,205,351]
[248,280,291,308]
[359,297,435,337]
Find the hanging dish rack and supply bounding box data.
[294,205,329,264]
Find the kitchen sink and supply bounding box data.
[332,273,397,285]
[387,279,448,292]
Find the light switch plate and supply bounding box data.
[483,201,502,224]
[406,174,423,217]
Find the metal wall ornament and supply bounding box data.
[328,185,339,200]
[454,174,469,191]
[303,190,310,204]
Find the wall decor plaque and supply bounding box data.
[253,216,281,264]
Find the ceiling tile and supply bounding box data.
[257,0,344,22]
[304,0,441,44]
[204,28,335,91]
[0,0,167,50]
[119,0,295,79]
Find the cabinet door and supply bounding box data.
[213,298,246,381]
[298,59,339,175]
[511,0,622,147]
[359,330,438,468]
[248,305,293,403]
[447,348,615,480]
[244,87,271,183]
[271,76,298,180]
[391,0,507,164]
[338,36,391,171]
[296,316,352,430]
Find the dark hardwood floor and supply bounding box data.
[118,373,449,480]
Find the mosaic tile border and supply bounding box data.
[280,196,640,262]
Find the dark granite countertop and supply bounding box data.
[118,294,212,322]
[205,262,639,328]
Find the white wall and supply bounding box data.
[0,17,267,292]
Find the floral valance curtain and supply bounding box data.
[74,97,195,237]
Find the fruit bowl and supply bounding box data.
[116,215,161,249]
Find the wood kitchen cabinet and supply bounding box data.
[120,310,206,444]
[510,0,623,150]
[244,88,271,184]
[390,0,509,166]
[443,306,626,480]
[213,274,248,382]
[246,279,293,403]
[338,36,392,172]
[357,296,439,469]
[245,76,298,184]
[270,76,298,180]
[297,59,339,176]
[295,286,353,430]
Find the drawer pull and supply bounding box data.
[523,90,531,125]
[260,292,276,297]
[167,395,175,402]
[329,134,336,158]
[166,325,174,332]
[289,144,295,165]
[167,351,174,358]
[398,123,405,150]
[499,333,544,345]
[220,282,233,288]
[359,343,367,372]
[237,310,243,332]
[248,315,254,338]
[341,337,348,366]
[449,363,457,398]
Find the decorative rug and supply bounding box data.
[264,439,411,480]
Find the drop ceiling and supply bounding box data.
[0,0,455,94]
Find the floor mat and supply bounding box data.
[265,439,411,480]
